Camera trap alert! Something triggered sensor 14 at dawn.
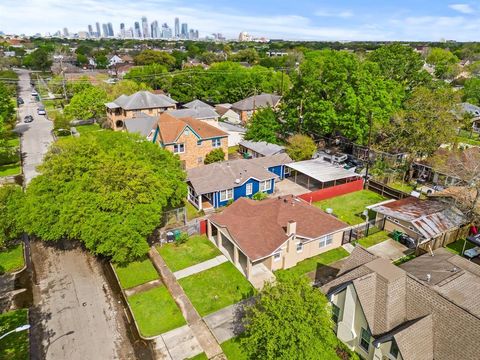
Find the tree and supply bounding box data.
[244,108,280,144]
[94,54,108,69]
[0,82,15,126]
[134,50,176,70]
[108,80,152,100]
[232,48,260,64]
[426,48,459,79]
[286,134,316,161]
[124,64,169,90]
[20,132,187,263]
[76,53,88,66]
[463,78,480,106]
[22,48,52,71]
[204,148,226,164]
[241,277,340,360]
[64,86,108,120]
[0,185,24,248]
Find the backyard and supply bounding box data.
[445,239,475,255]
[457,129,480,147]
[178,262,254,316]
[314,190,386,225]
[356,230,390,248]
[221,337,247,360]
[157,235,221,272]
[0,244,25,274]
[76,123,103,135]
[0,309,29,360]
[113,257,159,289]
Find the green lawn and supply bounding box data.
[188,352,208,360]
[76,124,102,134]
[445,239,475,255]
[6,136,20,148]
[228,145,239,155]
[457,130,480,146]
[387,181,416,194]
[179,262,254,316]
[0,163,21,177]
[113,258,159,289]
[186,201,204,221]
[127,286,185,337]
[157,235,221,272]
[356,230,389,248]
[0,244,25,274]
[0,309,29,360]
[314,190,386,225]
[221,337,248,360]
[393,254,417,266]
[276,247,349,280]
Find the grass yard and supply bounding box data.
[127,286,185,337]
[393,254,417,266]
[228,145,239,155]
[179,262,254,316]
[0,244,25,274]
[157,235,221,272]
[188,352,208,360]
[0,163,21,177]
[0,309,29,360]
[6,136,20,148]
[276,247,349,280]
[457,130,480,147]
[76,124,102,135]
[445,239,475,255]
[356,230,390,248]
[387,181,416,194]
[314,190,386,225]
[113,258,159,289]
[221,337,248,360]
[186,201,204,221]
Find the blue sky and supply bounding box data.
[1,0,480,40]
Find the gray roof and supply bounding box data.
[217,122,246,133]
[239,140,285,156]
[187,158,278,194]
[248,153,292,168]
[124,114,157,137]
[110,91,177,111]
[183,99,214,110]
[167,108,219,120]
[286,159,360,183]
[461,102,480,117]
[231,93,282,111]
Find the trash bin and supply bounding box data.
[173,230,181,240]
[392,230,402,242]
[166,232,174,243]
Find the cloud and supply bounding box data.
[314,9,354,18]
[449,3,475,14]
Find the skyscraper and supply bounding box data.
[107,22,114,37]
[102,23,108,38]
[63,27,69,37]
[150,20,159,39]
[174,17,180,38]
[134,22,141,38]
[141,16,149,38]
[88,24,93,36]
[120,23,125,38]
[95,22,101,38]
[181,23,188,39]
[161,23,172,39]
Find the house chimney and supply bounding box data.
[287,220,296,236]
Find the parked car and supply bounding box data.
[31,90,38,97]
[37,108,46,115]
[24,115,34,123]
[344,155,364,170]
[313,150,348,165]
[17,97,24,105]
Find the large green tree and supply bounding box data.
[283,50,403,144]
[241,277,340,360]
[20,132,187,263]
[463,78,480,106]
[134,50,176,70]
[244,108,280,144]
[286,134,316,161]
[0,185,24,248]
[22,48,52,71]
[64,86,109,120]
[426,47,460,79]
[124,64,169,90]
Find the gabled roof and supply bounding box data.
[167,108,219,121]
[231,93,282,111]
[109,91,177,111]
[239,140,285,156]
[124,113,157,137]
[156,113,227,145]
[183,99,214,110]
[210,196,349,261]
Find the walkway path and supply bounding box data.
[173,255,228,280]
[149,246,225,360]
[124,278,163,297]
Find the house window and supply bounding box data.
[296,243,303,253]
[219,188,233,202]
[197,140,202,146]
[284,167,291,176]
[332,303,340,324]
[246,183,253,195]
[273,252,281,262]
[319,234,333,248]
[260,180,271,192]
[184,129,190,136]
[393,219,400,224]
[173,143,185,154]
[359,328,371,352]
[390,340,399,359]
[212,138,221,148]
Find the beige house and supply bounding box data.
[105,91,177,130]
[208,195,349,288]
[370,197,468,252]
[231,93,281,124]
[322,246,480,360]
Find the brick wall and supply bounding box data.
[298,179,364,203]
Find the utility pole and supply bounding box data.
[298,99,303,132]
[59,55,67,101]
[363,112,374,189]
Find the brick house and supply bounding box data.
[105,91,177,130]
[208,196,350,288]
[231,93,281,124]
[153,113,228,170]
[322,247,480,360]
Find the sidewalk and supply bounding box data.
[173,255,228,280]
[149,246,225,360]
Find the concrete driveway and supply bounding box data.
[14,69,54,184]
[273,178,309,197]
[369,239,412,261]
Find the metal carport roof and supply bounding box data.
[286,159,360,183]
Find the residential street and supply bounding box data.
[14,70,139,360]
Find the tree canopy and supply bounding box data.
[64,86,109,120]
[463,78,480,106]
[241,277,340,360]
[286,134,317,161]
[0,185,24,248]
[134,50,176,70]
[244,108,280,144]
[426,47,460,79]
[20,131,187,263]
[204,148,226,164]
[22,48,52,71]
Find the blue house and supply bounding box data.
[187,153,292,211]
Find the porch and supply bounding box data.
[187,185,214,212]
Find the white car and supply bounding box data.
[31,90,38,97]
[37,108,46,115]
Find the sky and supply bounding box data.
[1,0,480,41]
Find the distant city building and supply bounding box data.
[95,22,101,38]
[78,31,89,39]
[107,22,114,37]
[141,16,149,38]
[174,17,180,38]
[181,23,188,39]
[134,22,141,38]
[120,23,125,38]
[161,23,172,39]
[125,27,134,39]
[151,20,159,39]
[63,27,69,37]
[238,31,252,42]
[88,24,93,36]
[102,24,109,38]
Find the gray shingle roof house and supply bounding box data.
[183,99,214,110]
[239,140,285,158]
[167,108,219,122]
[231,93,282,123]
[322,247,480,360]
[123,113,157,138]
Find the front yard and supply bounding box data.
[0,244,25,274]
[127,286,186,337]
[157,235,221,272]
[178,262,254,316]
[113,258,159,289]
[0,132,21,178]
[221,336,247,360]
[314,190,386,225]
[76,124,102,135]
[0,309,29,360]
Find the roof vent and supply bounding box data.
[452,267,458,272]
[235,178,241,184]
[426,274,431,283]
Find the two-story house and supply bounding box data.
[231,93,282,124]
[105,91,177,130]
[153,113,228,170]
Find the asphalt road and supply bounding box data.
[14,70,139,359]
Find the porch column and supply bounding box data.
[198,195,202,211]
[207,221,212,239]
[246,259,252,279]
[233,246,239,267]
[216,231,223,250]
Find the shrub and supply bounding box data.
[252,192,268,201]
[204,148,226,164]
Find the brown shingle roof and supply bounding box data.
[210,196,349,261]
[157,113,227,144]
